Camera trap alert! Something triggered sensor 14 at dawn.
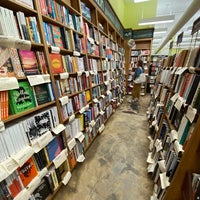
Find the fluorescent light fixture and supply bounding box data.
[154,28,168,34]
[138,15,175,26]
[134,0,150,3]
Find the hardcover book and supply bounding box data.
[9,81,36,114]
[17,157,38,187]
[34,83,51,105]
[46,136,62,162]
[52,24,63,48]
[18,49,40,75]
[49,53,64,74]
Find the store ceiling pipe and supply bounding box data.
[155,0,200,54]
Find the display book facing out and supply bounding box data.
[0,0,125,199]
[146,46,200,200]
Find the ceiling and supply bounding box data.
[108,0,200,55]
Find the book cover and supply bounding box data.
[32,178,51,199]
[0,91,8,121]
[46,136,62,162]
[18,49,40,75]
[49,53,64,74]
[9,81,36,114]
[0,48,15,77]
[34,84,51,105]
[51,24,63,48]
[17,157,38,187]
[59,79,70,96]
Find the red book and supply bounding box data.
[49,53,64,74]
[17,157,38,187]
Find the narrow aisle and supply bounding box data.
[54,95,153,200]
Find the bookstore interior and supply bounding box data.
[0,0,199,199]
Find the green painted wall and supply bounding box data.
[109,0,158,30]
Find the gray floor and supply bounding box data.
[54,95,153,200]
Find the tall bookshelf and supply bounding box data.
[147,46,200,200]
[126,38,152,96]
[0,0,125,199]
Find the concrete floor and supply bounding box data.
[54,95,153,200]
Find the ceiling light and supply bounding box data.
[138,15,175,26]
[134,0,150,3]
[154,28,168,34]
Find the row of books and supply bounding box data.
[0,48,48,78]
[39,0,83,33]
[0,6,40,43]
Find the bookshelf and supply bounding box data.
[147,47,200,200]
[126,38,151,96]
[0,0,125,199]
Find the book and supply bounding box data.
[59,79,70,96]
[17,157,38,187]
[49,53,64,74]
[46,136,62,162]
[32,178,51,199]
[51,24,63,48]
[0,91,8,121]
[33,83,51,105]
[9,81,36,114]
[18,49,40,75]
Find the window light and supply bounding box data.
[154,28,168,34]
[138,15,175,26]
[134,0,151,3]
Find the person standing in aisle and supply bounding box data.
[131,59,145,113]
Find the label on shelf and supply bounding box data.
[154,139,162,152]
[106,90,111,95]
[85,71,89,77]
[98,124,105,133]
[60,72,69,79]
[12,146,34,167]
[94,70,98,75]
[170,130,178,142]
[0,121,5,132]
[1,157,18,175]
[160,172,170,189]
[38,167,48,180]
[104,81,109,85]
[174,140,183,155]
[89,70,94,75]
[170,93,179,102]
[0,77,19,91]
[77,71,83,76]
[146,152,154,164]
[13,188,31,200]
[52,124,66,135]
[90,120,96,127]
[62,171,72,185]
[93,98,99,103]
[69,114,75,122]
[27,75,46,86]
[51,46,60,54]
[79,107,85,114]
[42,74,51,83]
[0,164,9,182]
[77,154,85,162]
[147,163,155,173]
[158,160,166,173]
[53,149,68,169]
[68,138,76,151]
[15,39,31,50]
[186,105,197,123]
[85,104,89,111]
[87,36,94,44]
[73,51,81,57]
[32,131,54,153]
[75,132,85,142]
[59,96,69,106]
[26,175,41,194]
[101,95,105,99]
[174,97,184,111]
[100,110,105,115]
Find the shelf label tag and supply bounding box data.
[85,71,89,77]
[62,171,72,185]
[51,46,60,54]
[75,132,85,142]
[98,124,105,133]
[52,124,66,135]
[68,138,76,151]
[79,107,85,114]
[27,75,45,86]
[69,114,75,122]
[59,96,69,106]
[60,72,69,79]
[12,146,34,167]
[93,98,99,103]
[77,154,85,162]
[0,77,19,91]
[53,149,67,168]
[186,105,197,123]
[90,120,96,127]
[160,172,170,189]
[15,39,31,50]
[1,157,18,175]
[73,51,81,56]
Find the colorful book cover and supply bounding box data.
[46,136,62,162]
[34,83,51,105]
[59,79,70,96]
[49,53,64,74]
[0,48,15,77]
[9,81,36,114]
[52,24,63,48]
[17,157,38,187]
[18,49,40,75]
